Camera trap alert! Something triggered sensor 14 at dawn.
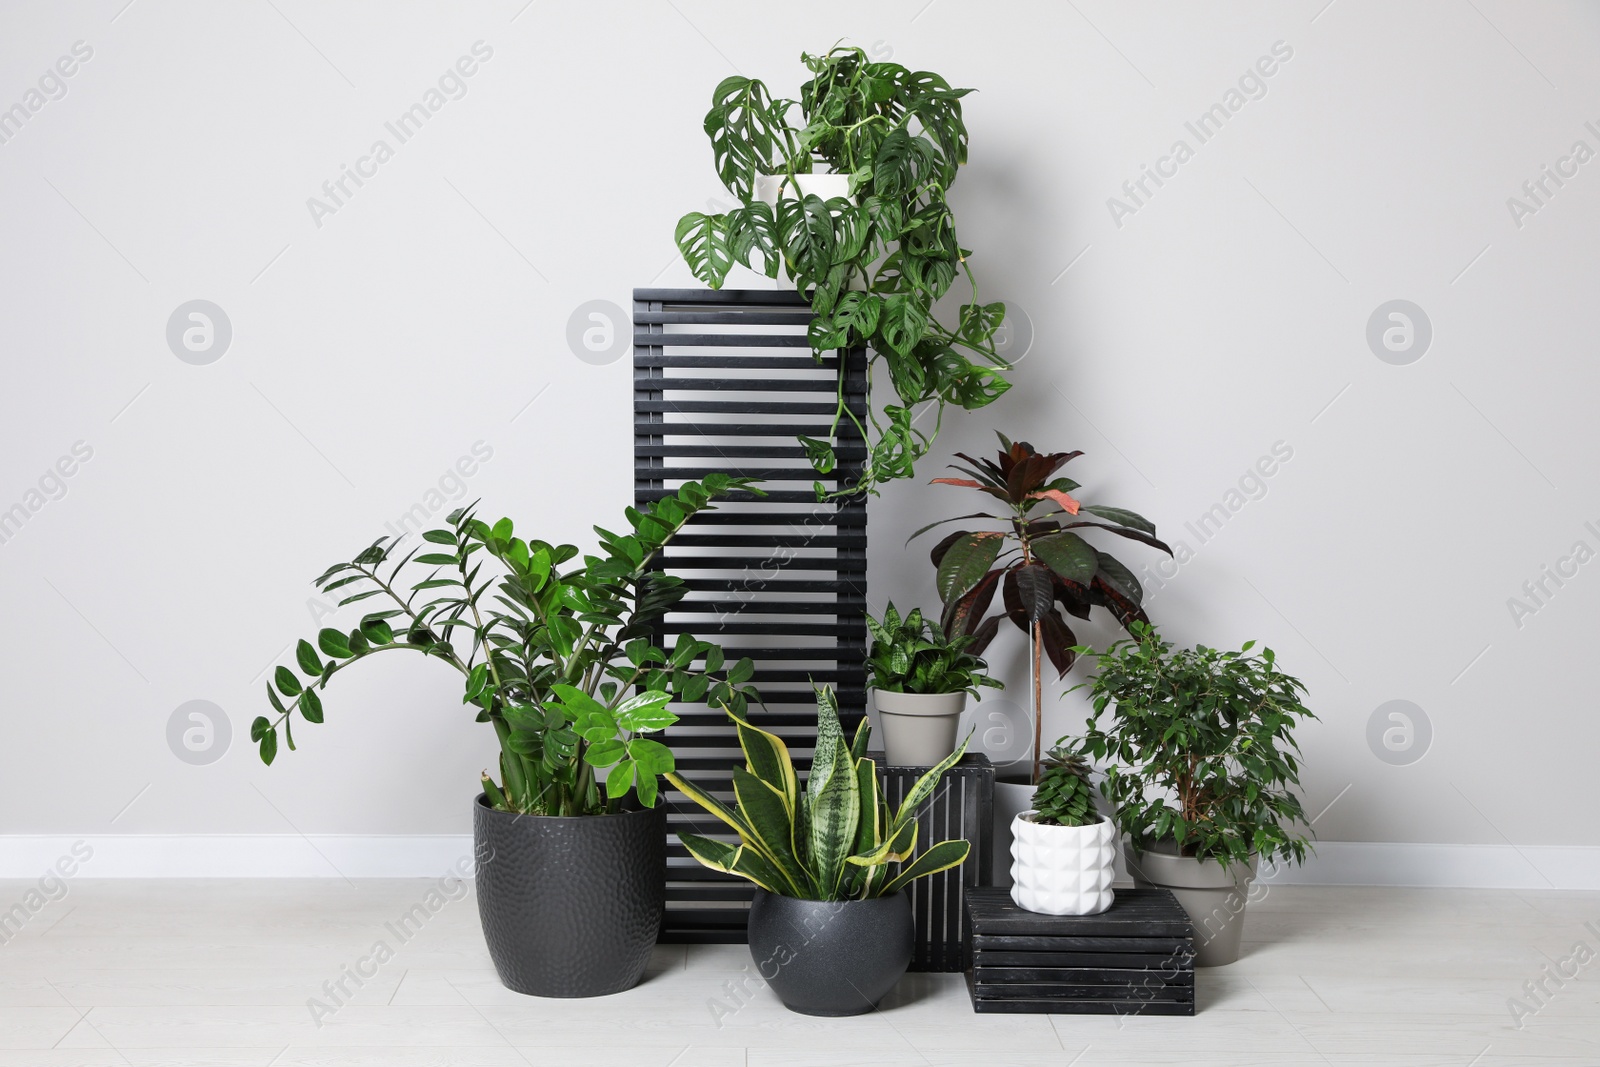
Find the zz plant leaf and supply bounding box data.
[250,477,767,817]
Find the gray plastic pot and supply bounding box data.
[1125,841,1257,967]
[872,690,966,767]
[746,890,913,1016]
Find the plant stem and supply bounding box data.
[1032,619,1044,786]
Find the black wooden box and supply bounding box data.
[965,886,1195,1015]
[880,753,994,973]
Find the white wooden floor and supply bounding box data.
[0,880,1597,1066]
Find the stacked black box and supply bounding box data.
[965,886,1196,1015]
[880,753,994,972]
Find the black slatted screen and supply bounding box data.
[633,287,869,942]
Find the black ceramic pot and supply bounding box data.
[473,794,665,997]
[746,890,913,1016]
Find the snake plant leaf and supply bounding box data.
[881,838,971,896]
[806,686,847,810]
[889,735,970,830]
[852,756,881,857]
[848,715,871,763]
[806,741,860,897]
[677,833,789,896]
[665,772,758,841]
[730,714,797,813]
[732,767,803,884]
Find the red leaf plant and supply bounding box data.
[910,433,1172,782]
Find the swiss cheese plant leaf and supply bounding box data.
[675,212,735,289]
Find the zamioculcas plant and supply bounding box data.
[675,44,1010,499]
[666,688,970,900]
[910,434,1172,782]
[251,474,763,816]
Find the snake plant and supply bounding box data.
[666,688,970,900]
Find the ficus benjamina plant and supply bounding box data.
[667,687,970,901]
[251,474,763,817]
[1070,624,1316,868]
[675,44,1010,500]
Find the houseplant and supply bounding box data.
[866,601,1000,766]
[1071,624,1316,965]
[250,474,763,997]
[910,433,1171,873]
[1008,747,1115,916]
[667,687,970,1016]
[675,44,1011,499]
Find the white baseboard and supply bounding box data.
[1,836,1598,888]
[1257,842,1600,891]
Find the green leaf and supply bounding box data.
[414,553,458,566]
[250,716,270,742]
[732,767,802,877]
[1032,532,1097,587]
[798,436,837,474]
[318,628,353,659]
[422,529,456,545]
[934,532,1003,605]
[806,741,860,897]
[675,212,735,289]
[628,737,675,778]
[299,687,324,724]
[584,738,626,767]
[273,667,302,697]
[881,838,971,895]
[361,619,394,645]
[258,727,278,765]
[605,760,636,799]
[1080,505,1156,536]
[295,639,323,677]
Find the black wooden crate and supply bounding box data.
[880,754,994,972]
[965,887,1195,1015]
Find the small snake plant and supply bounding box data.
[667,687,970,900]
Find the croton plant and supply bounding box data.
[911,434,1172,780]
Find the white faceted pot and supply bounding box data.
[1009,813,1116,916]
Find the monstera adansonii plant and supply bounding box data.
[909,434,1172,782]
[674,44,1010,500]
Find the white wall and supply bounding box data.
[2,1,1597,883]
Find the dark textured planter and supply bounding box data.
[746,890,913,1016]
[473,794,665,997]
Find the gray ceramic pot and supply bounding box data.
[1125,841,1257,967]
[989,778,1036,889]
[473,795,665,997]
[746,891,913,1016]
[872,690,967,767]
